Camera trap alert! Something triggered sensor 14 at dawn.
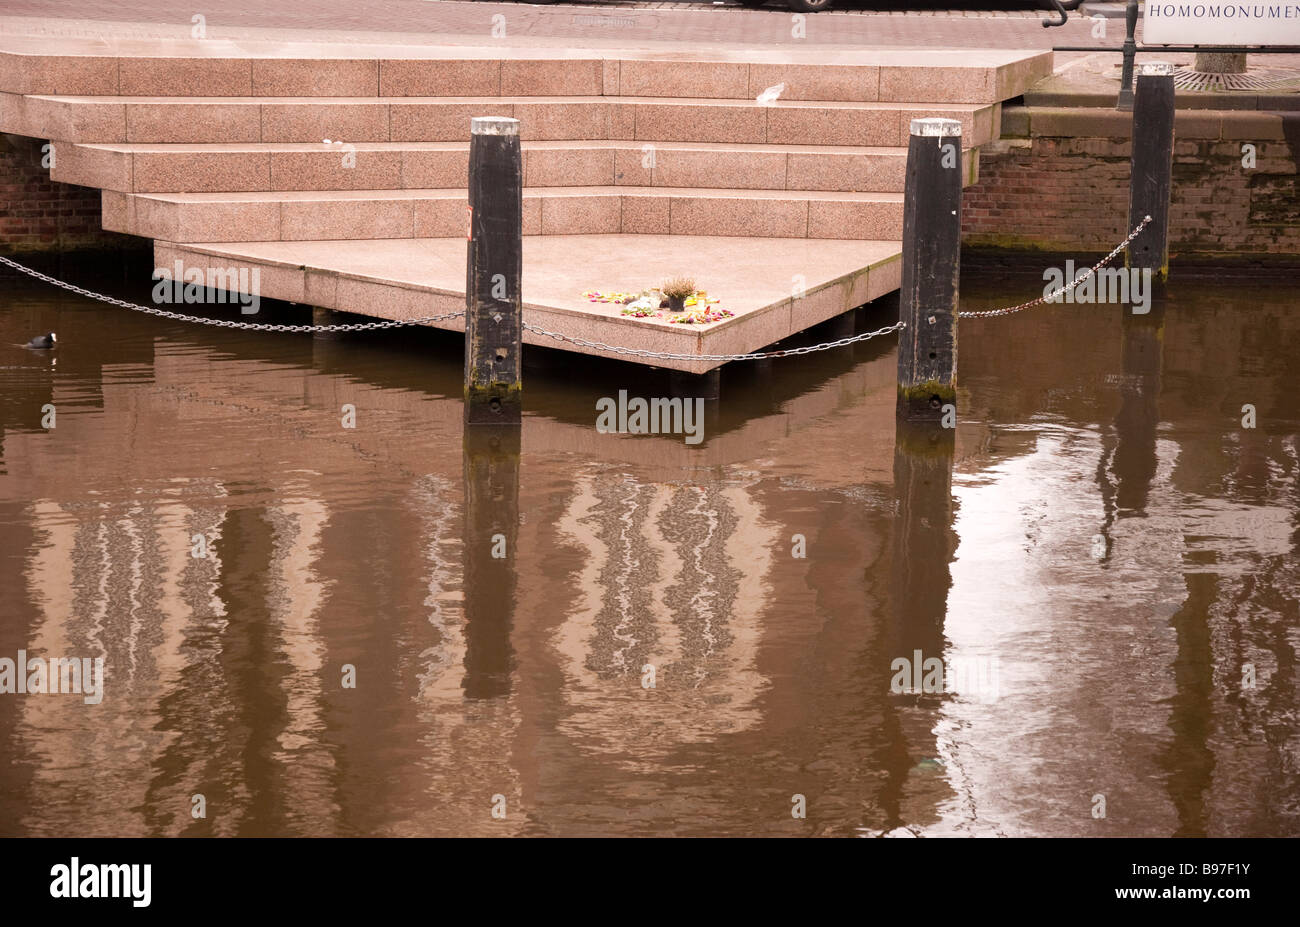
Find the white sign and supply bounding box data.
[1144,2,1300,45]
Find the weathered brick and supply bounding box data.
[0,133,138,254]
[964,128,1300,257]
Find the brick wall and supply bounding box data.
[963,110,1300,264]
[0,133,138,255]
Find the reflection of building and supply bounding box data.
[939,289,1300,837]
[0,330,394,834]
[263,490,335,830]
[3,477,344,835]
[412,475,464,702]
[550,471,776,760]
[11,271,1293,836]
[8,485,215,833]
[0,312,935,836]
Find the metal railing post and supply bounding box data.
[1117,0,1140,111]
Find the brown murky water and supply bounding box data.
[1,255,1296,837]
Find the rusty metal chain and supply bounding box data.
[3,216,1154,355]
[958,216,1153,319]
[0,255,465,332]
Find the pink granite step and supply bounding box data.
[154,234,906,374]
[3,93,999,147]
[0,32,1053,371]
[0,43,1053,105]
[52,139,979,194]
[104,186,917,243]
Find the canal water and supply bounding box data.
[0,256,1296,837]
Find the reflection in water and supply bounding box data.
[551,471,773,760]
[0,261,1296,836]
[879,425,956,837]
[1098,306,1165,544]
[462,428,519,700]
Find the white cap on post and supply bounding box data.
[909,117,963,138]
[1138,61,1174,76]
[471,116,520,135]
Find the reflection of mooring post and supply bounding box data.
[1127,63,1175,284]
[897,118,962,423]
[877,421,956,831]
[1096,308,1165,553]
[890,424,956,643]
[1113,311,1164,516]
[465,116,523,426]
[461,426,520,699]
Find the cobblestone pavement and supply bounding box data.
[0,0,1112,50]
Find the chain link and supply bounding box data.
[958,216,1153,319]
[2,215,1153,355]
[523,217,1153,360]
[0,255,465,332]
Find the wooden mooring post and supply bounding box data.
[897,117,963,423]
[1127,62,1175,284]
[465,116,523,426]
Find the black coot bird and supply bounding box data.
[25,332,56,349]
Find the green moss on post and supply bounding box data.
[464,381,523,419]
[898,380,957,403]
[898,380,958,420]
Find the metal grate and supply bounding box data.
[1169,65,1300,93]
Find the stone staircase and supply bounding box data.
[0,38,1051,371]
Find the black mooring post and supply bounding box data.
[465,116,523,425]
[897,117,962,423]
[1117,0,1140,111]
[1127,62,1175,283]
